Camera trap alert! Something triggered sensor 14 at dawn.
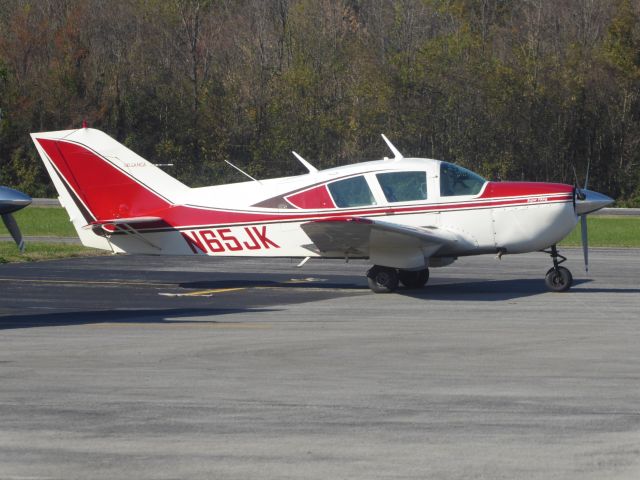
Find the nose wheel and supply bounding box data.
[543,245,573,292]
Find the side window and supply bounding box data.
[376,171,427,203]
[440,162,486,196]
[327,176,376,208]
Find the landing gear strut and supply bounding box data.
[543,245,573,292]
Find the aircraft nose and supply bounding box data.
[0,186,33,214]
[575,189,614,215]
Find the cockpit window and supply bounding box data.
[439,162,486,196]
[376,171,427,203]
[327,175,376,208]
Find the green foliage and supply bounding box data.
[604,0,640,78]
[0,0,638,205]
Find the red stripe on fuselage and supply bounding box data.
[480,181,573,198]
[114,192,574,233]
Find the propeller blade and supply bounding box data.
[580,214,589,273]
[1,213,25,252]
[571,165,579,188]
[584,157,590,190]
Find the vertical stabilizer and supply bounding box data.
[31,128,190,249]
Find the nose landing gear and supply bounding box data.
[543,245,573,292]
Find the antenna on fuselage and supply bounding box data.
[381,134,403,160]
[292,151,318,174]
[224,160,262,185]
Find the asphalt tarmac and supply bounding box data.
[1,249,639,479]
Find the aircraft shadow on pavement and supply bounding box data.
[178,276,640,302]
[399,278,596,301]
[0,307,278,330]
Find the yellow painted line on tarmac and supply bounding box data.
[187,287,246,296]
[159,287,246,297]
[158,281,321,297]
[159,278,368,297]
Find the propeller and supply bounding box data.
[580,214,588,273]
[581,158,589,272]
[1,213,25,252]
[576,158,591,273]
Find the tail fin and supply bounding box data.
[31,128,189,249]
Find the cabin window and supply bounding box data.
[376,171,427,203]
[327,176,376,208]
[439,162,486,196]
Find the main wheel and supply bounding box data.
[367,266,399,293]
[544,266,573,292]
[399,268,429,289]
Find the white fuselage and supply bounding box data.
[94,158,579,259]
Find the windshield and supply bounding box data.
[439,162,486,196]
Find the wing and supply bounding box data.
[300,217,468,269]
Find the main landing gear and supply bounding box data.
[366,266,429,293]
[543,245,573,292]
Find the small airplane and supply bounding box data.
[0,185,32,252]
[31,127,613,293]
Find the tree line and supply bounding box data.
[1,0,639,205]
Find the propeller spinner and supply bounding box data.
[0,186,32,252]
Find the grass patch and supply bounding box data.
[0,206,77,237]
[0,242,106,264]
[560,216,640,247]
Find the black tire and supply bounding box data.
[544,266,573,292]
[399,268,430,289]
[366,266,399,293]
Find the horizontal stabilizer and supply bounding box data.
[86,216,164,229]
